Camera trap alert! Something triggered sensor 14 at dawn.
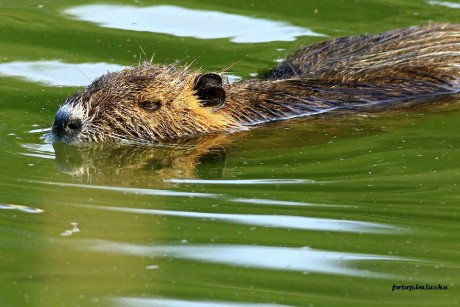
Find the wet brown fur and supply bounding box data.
[48,23,460,145]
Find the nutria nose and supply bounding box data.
[52,109,82,138]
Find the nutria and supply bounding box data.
[47,23,460,145]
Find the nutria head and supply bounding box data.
[47,62,241,145]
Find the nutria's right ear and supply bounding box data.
[194,73,226,110]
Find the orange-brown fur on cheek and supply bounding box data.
[141,73,242,140]
[81,67,243,143]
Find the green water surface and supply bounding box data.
[1,0,459,306]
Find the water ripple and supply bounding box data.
[228,197,340,207]
[77,240,409,278]
[21,143,55,160]
[77,204,397,234]
[0,60,124,86]
[113,297,292,307]
[0,203,44,213]
[27,180,336,208]
[166,179,314,185]
[428,1,460,9]
[29,181,216,198]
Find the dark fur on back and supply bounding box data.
[266,23,460,82]
[48,23,460,145]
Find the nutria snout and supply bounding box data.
[52,108,83,141]
[47,23,460,145]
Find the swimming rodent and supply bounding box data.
[47,23,460,145]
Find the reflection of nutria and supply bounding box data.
[47,23,460,145]
[52,134,232,181]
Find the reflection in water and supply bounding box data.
[428,1,460,9]
[21,143,55,160]
[24,137,353,215]
[114,297,292,307]
[0,60,124,86]
[46,135,234,181]
[77,240,407,278]
[64,4,325,43]
[60,222,81,237]
[77,204,397,233]
[30,179,349,209]
[28,127,51,134]
[0,203,44,213]
[32,180,216,198]
[225,197,336,207]
[26,113,408,184]
[0,61,244,88]
[166,178,314,185]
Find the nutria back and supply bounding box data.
[47,23,460,145]
[266,23,460,82]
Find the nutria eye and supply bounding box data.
[139,100,161,111]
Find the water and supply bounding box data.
[1,1,460,306]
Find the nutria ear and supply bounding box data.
[194,73,226,110]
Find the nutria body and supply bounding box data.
[48,23,460,145]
